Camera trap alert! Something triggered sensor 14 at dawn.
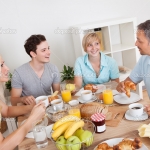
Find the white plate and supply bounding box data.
[21,117,48,132]
[94,138,148,150]
[113,91,141,104]
[78,95,97,104]
[25,124,53,139]
[125,110,148,121]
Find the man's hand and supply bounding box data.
[116,81,126,93]
[144,105,150,116]
[21,96,36,105]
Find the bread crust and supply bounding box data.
[80,102,108,120]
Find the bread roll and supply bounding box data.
[84,84,97,93]
[80,102,108,120]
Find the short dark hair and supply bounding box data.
[24,34,46,57]
[138,20,150,42]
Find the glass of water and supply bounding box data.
[33,125,48,148]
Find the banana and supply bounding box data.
[64,120,84,139]
[52,121,74,141]
[53,115,80,130]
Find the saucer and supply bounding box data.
[78,95,97,104]
[125,110,148,121]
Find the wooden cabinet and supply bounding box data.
[72,17,143,98]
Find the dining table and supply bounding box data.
[18,83,150,150]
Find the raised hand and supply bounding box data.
[28,101,46,124]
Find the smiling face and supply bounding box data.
[30,41,50,63]
[86,39,100,57]
[0,56,9,82]
[135,30,150,55]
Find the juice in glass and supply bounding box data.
[68,109,81,118]
[61,90,71,103]
[103,89,113,105]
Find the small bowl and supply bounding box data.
[46,104,70,122]
[68,100,79,106]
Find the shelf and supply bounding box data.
[112,44,136,52]
[72,17,143,99]
[103,50,111,54]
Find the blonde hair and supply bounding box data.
[0,55,1,77]
[82,32,101,52]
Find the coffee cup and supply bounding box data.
[51,99,63,111]
[81,90,92,101]
[129,103,144,117]
[35,96,49,107]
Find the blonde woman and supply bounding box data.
[74,32,119,89]
[0,55,46,150]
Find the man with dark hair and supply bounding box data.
[116,20,150,115]
[11,34,60,105]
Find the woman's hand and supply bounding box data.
[144,105,150,116]
[28,101,46,124]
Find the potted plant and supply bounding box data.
[5,73,12,92]
[60,65,74,83]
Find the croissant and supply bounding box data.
[113,138,142,150]
[124,81,136,97]
[84,84,97,93]
[96,138,142,150]
[96,143,113,150]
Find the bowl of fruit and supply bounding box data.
[50,115,95,150]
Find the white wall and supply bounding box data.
[0,0,150,73]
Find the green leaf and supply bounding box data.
[5,72,12,91]
[60,65,74,82]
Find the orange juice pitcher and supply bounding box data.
[103,85,113,105]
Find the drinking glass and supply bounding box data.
[33,125,48,148]
[68,108,81,118]
[102,85,113,105]
[60,83,72,103]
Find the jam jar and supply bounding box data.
[91,113,106,133]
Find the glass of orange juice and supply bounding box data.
[68,108,81,118]
[61,83,72,103]
[103,85,113,105]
